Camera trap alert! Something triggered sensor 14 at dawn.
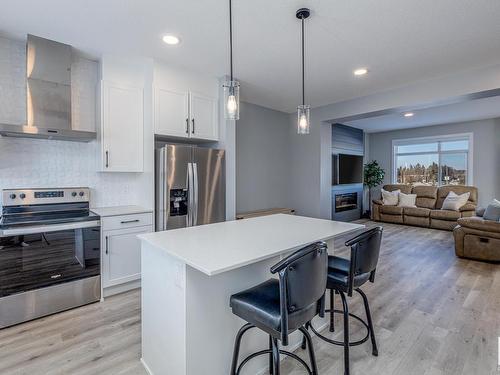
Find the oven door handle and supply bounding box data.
[0,220,101,236]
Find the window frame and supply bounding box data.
[391,133,473,186]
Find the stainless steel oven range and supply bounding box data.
[0,188,101,328]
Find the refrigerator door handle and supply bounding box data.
[159,147,169,231]
[187,162,194,227]
[193,163,199,226]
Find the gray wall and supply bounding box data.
[369,118,500,206]
[235,102,291,213]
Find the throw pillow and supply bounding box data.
[483,199,500,221]
[441,191,470,211]
[397,192,417,208]
[381,189,400,206]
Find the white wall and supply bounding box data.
[368,118,500,206]
[235,102,290,213]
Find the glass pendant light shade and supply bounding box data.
[223,80,240,120]
[297,104,310,134]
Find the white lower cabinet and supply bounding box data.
[101,212,153,297]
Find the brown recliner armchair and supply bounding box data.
[454,208,500,261]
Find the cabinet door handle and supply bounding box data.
[105,151,109,168]
[105,235,109,255]
[185,118,189,134]
[191,119,195,134]
[121,219,140,224]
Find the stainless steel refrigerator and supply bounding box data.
[155,144,225,231]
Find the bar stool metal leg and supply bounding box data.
[301,322,309,350]
[339,291,350,375]
[330,289,335,332]
[269,335,274,374]
[299,326,319,375]
[357,288,378,356]
[271,337,280,375]
[230,323,254,375]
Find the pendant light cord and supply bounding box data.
[229,0,234,81]
[301,17,305,106]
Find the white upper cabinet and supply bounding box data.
[100,80,144,172]
[154,87,218,141]
[189,92,218,140]
[154,88,189,138]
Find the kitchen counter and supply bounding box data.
[139,213,362,276]
[90,205,152,217]
[139,214,364,375]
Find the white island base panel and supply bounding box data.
[141,238,336,375]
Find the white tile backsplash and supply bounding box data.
[0,136,144,207]
[0,36,146,209]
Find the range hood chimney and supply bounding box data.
[0,35,96,142]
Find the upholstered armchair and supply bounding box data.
[454,208,500,261]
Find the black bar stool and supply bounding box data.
[229,242,329,375]
[302,227,383,375]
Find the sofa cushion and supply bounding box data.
[436,185,477,209]
[397,192,417,208]
[380,205,404,215]
[404,215,429,227]
[430,209,461,221]
[381,189,400,206]
[457,217,500,233]
[430,219,458,231]
[483,199,500,222]
[441,191,470,211]
[404,207,430,217]
[411,186,438,209]
[382,184,412,195]
[380,213,404,224]
[459,203,477,212]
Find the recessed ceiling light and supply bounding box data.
[404,112,414,117]
[162,34,180,45]
[353,68,368,76]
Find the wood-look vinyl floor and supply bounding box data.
[1,220,499,375]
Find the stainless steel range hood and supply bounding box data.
[0,35,96,142]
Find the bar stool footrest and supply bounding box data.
[309,309,370,347]
[236,348,313,375]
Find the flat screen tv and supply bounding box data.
[333,154,363,185]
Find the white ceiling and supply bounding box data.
[1,0,500,113]
[343,95,500,133]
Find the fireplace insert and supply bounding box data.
[335,192,358,213]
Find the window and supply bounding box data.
[392,134,472,187]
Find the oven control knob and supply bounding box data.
[9,193,16,199]
[19,193,26,199]
[71,192,77,197]
[79,191,85,197]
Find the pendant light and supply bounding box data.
[296,8,310,134]
[223,0,240,120]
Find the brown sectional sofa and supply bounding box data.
[454,208,500,261]
[372,184,478,231]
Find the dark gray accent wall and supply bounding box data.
[369,118,500,206]
[236,102,291,213]
[332,123,364,155]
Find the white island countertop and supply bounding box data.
[139,214,364,276]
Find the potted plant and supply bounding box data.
[363,161,385,217]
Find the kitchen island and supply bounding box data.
[139,214,364,375]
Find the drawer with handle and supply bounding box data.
[102,213,153,231]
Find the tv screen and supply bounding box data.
[335,154,363,184]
